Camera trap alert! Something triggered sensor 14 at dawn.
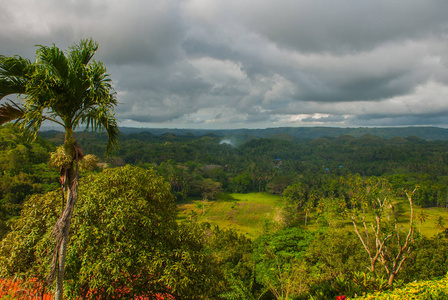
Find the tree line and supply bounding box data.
[42,128,448,206]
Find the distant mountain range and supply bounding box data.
[117,126,448,141]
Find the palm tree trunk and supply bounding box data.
[50,135,83,299]
[55,225,70,300]
[54,164,79,300]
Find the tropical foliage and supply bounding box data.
[0,166,229,299]
[354,274,448,300]
[0,124,57,240]
[0,38,118,299]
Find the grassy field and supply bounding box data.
[416,206,447,236]
[177,192,448,239]
[177,192,284,238]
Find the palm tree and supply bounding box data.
[0,39,119,300]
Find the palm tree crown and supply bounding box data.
[0,38,118,151]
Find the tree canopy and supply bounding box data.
[0,165,226,299]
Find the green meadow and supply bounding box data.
[177,192,284,238]
[177,192,447,239]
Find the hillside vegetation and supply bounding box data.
[116,126,448,141]
[1,125,448,299]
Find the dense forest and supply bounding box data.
[2,124,448,299]
[40,126,448,207]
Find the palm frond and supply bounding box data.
[0,80,26,100]
[0,55,31,77]
[18,102,45,141]
[36,44,69,79]
[0,100,25,125]
[69,38,98,66]
[104,114,120,153]
[0,55,31,99]
[86,60,115,103]
[80,105,119,153]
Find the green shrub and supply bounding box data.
[353,275,448,299]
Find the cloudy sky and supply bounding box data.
[2,0,448,129]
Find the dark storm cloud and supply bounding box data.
[236,0,448,54]
[1,0,448,128]
[294,66,427,103]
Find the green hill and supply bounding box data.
[115,126,448,141]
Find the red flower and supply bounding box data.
[336,296,347,300]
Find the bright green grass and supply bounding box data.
[388,198,447,237]
[416,207,447,237]
[177,192,284,238]
[177,193,448,239]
